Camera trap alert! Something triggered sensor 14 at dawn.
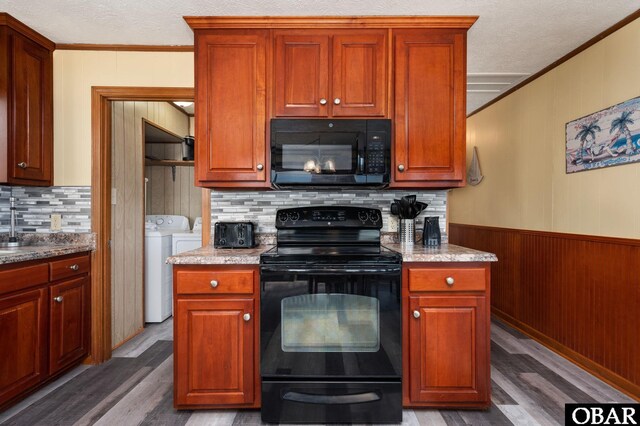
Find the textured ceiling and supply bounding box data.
[1,0,638,113]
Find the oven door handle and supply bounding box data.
[260,266,401,274]
[282,390,381,405]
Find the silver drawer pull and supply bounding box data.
[69,264,80,271]
[54,296,63,303]
[413,310,420,319]
[243,313,251,322]
[210,280,219,288]
[17,162,27,169]
[445,276,455,286]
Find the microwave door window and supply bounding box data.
[275,132,358,173]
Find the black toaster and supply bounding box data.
[213,222,256,248]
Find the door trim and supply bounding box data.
[90,86,197,363]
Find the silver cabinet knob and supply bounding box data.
[319,98,327,105]
[69,264,79,271]
[257,163,264,171]
[243,313,251,322]
[445,277,455,286]
[398,164,405,172]
[54,296,63,303]
[210,280,218,288]
[413,310,421,319]
[334,98,341,105]
[17,162,27,169]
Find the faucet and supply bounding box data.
[9,196,17,243]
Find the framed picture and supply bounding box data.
[566,96,640,173]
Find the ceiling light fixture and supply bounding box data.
[173,101,193,108]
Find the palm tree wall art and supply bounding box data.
[566,96,640,173]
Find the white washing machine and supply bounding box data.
[145,215,190,323]
[172,217,203,255]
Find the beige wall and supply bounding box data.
[53,50,194,186]
[449,18,640,239]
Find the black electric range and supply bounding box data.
[259,206,403,424]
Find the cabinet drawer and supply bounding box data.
[408,267,485,292]
[0,263,49,295]
[176,269,255,295]
[50,254,90,282]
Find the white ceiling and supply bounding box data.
[2,0,638,113]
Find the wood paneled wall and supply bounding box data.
[145,143,201,226]
[449,223,640,400]
[110,101,193,349]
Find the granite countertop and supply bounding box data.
[385,243,498,263]
[167,245,273,265]
[167,243,496,265]
[0,233,96,265]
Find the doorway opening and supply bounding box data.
[90,87,209,363]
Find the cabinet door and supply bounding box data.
[49,277,90,375]
[393,30,465,185]
[10,32,53,185]
[274,33,329,117]
[332,32,387,117]
[408,295,488,404]
[195,31,268,184]
[0,287,48,406]
[175,298,256,407]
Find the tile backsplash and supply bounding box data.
[211,189,448,234]
[0,186,92,233]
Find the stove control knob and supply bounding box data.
[368,211,380,223]
[290,212,300,222]
[358,211,368,223]
[155,218,164,225]
[238,239,245,246]
[278,212,289,223]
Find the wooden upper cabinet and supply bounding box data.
[0,15,54,186]
[274,33,329,117]
[274,30,387,117]
[332,32,387,117]
[194,30,268,186]
[392,29,466,187]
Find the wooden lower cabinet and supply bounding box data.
[404,263,491,408]
[49,276,91,375]
[0,287,48,405]
[173,265,259,409]
[0,252,91,409]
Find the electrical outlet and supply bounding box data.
[51,214,62,231]
[387,215,399,232]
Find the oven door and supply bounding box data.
[270,119,366,186]
[260,263,402,380]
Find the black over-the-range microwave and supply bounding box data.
[270,119,391,188]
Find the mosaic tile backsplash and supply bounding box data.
[0,186,92,233]
[211,189,448,235]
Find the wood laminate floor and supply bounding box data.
[0,318,633,426]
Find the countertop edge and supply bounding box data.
[0,244,95,265]
[166,243,497,265]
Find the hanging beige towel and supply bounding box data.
[467,146,484,185]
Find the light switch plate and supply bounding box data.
[51,214,62,231]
